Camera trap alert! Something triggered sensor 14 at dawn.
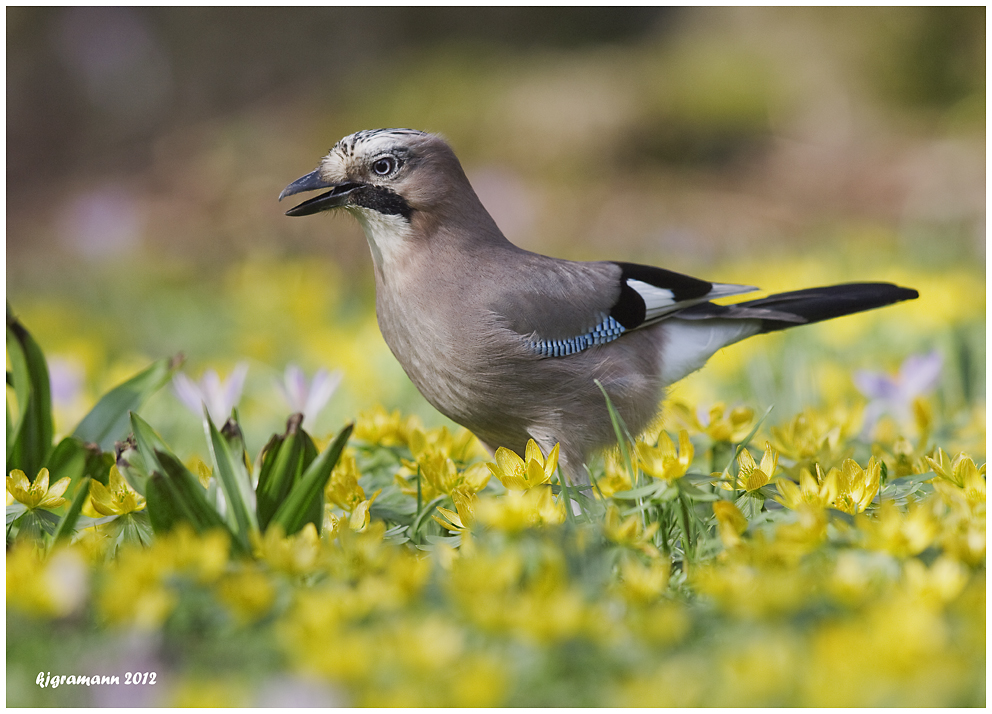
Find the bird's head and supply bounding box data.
[280,128,503,269]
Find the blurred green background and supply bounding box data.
[6,7,985,454]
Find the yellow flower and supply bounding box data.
[215,566,276,624]
[87,465,146,516]
[603,504,660,556]
[859,499,938,558]
[397,451,490,501]
[616,556,672,604]
[7,543,89,617]
[823,457,882,515]
[475,487,565,532]
[433,489,477,534]
[775,467,831,510]
[7,468,71,510]
[735,443,778,492]
[353,405,423,447]
[671,401,756,442]
[926,449,986,492]
[324,451,381,530]
[769,406,858,471]
[713,501,748,548]
[487,439,559,491]
[254,522,322,575]
[637,430,694,481]
[594,450,633,498]
[407,424,487,463]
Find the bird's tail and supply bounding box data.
[659,282,918,385]
[734,283,919,333]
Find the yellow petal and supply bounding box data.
[758,443,777,478]
[494,447,524,477]
[527,457,549,487]
[46,476,71,501]
[7,469,30,494]
[525,439,543,466]
[678,430,694,469]
[33,468,51,493]
[657,431,676,459]
[544,443,560,478]
[737,447,757,473]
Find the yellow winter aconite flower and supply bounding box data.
[603,504,660,556]
[86,465,146,516]
[616,556,672,604]
[475,487,566,532]
[353,405,423,447]
[671,401,756,442]
[254,522,322,575]
[487,439,559,490]
[215,566,276,624]
[407,423,487,463]
[325,451,381,531]
[713,501,748,548]
[775,466,832,510]
[7,543,89,617]
[637,430,694,481]
[595,449,633,498]
[926,449,986,491]
[823,457,881,515]
[859,499,938,558]
[734,442,778,492]
[433,489,477,534]
[397,451,490,501]
[7,468,71,510]
[769,406,858,471]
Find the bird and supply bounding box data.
[280,128,918,484]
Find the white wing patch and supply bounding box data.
[627,279,757,323]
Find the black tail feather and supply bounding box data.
[674,282,918,331]
[740,283,919,333]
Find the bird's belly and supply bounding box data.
[376,298,668,459]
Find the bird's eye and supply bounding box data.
[372,156,398,176]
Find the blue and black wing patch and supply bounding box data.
[529,262,756,358]
[528,315,627,357]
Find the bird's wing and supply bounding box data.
[490,259,757,358]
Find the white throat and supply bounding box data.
[350,207,414,272]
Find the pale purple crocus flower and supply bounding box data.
[854,351,942,436]
[277,365,342,428]
[172,362,249,423]
[47,356,86,409]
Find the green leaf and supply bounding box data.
[298,429,322,532]
[155,449,230,535]
[6,310,54,478]
[107,511,154,554]
[270,422,353,536]
[45,437,113,493]
[612,482,667,501]
[204,409,258,549]
[255,415,306,531]
[73,355,184,451]
[410,495,447,540]
[51,477,92,545]
[6,502,29,526]
[146,470,187,535]
[129,412,174,477]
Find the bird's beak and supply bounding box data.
[279,169,361,217]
